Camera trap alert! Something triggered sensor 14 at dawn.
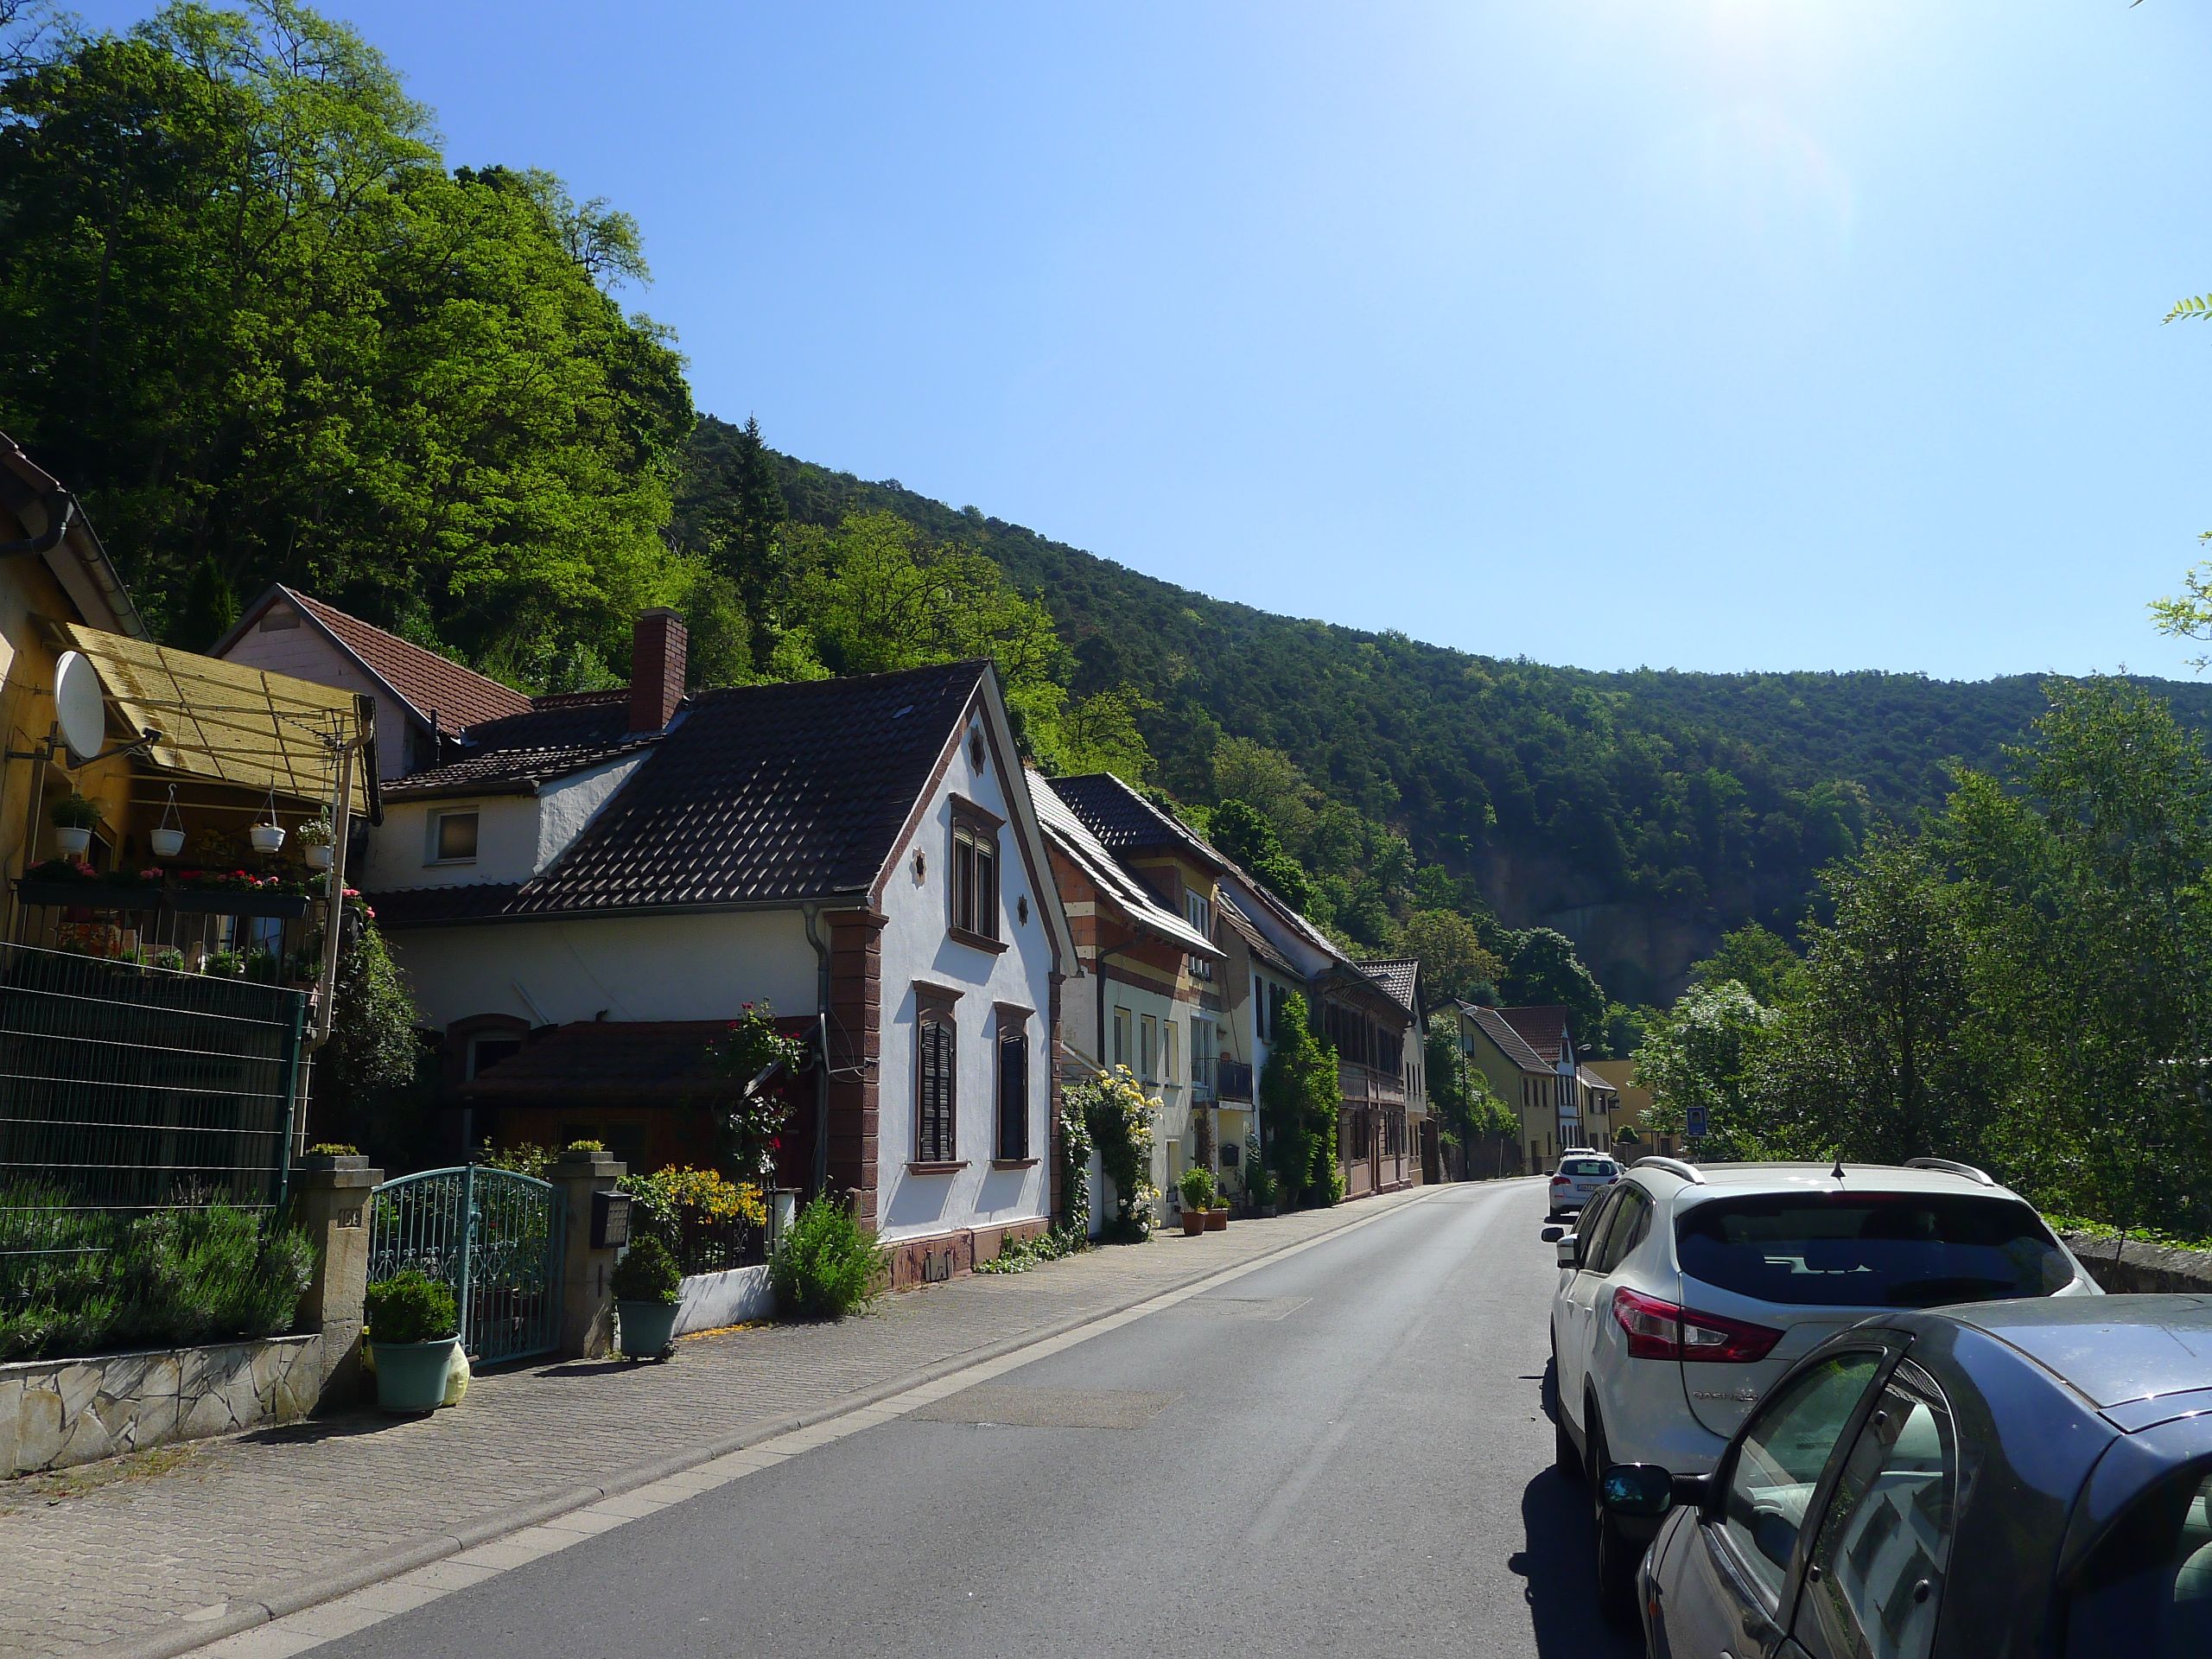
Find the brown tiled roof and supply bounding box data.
[1034,776,1218,958]
[1464,1003,1549,1073]
[371,659,986,923]
[456,1016,811,1103]
[385,698,661,798]
[1217,892,1297,976]
[1357,957,1421,1014]
[229,586,532,733]
[1495,1005,1571,1065]
[1050,773,1221,868]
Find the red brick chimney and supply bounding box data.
[627,607,688,733]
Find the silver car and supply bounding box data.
[1545,1155,2101,1617]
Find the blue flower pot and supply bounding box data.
[618,1299,680,1360]
[373,1338,460,1414]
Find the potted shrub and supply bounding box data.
[611,1233,683,1360]
[1207,1188,1230,1231]
[296,813,335,870]
[1178,1166,1216,1236]
[1245,1137,1280,1218]
[364,1269,461,1414]
[51,791,98,855]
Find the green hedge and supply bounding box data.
[0,1190,314,1362]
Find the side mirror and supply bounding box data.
[1599,1463,1675,1517]
[1554,1235,1580,1269]
[1541,1225,1565,1243]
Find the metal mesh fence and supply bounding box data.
[0,940,305,1276]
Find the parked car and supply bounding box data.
[1548,1156,2099,1611]
[1601,1294,2212,1659]
[1548,1152,1622,1221]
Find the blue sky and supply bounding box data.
[74,1,2212,678]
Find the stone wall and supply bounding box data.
[0,1334,323,1477]
[2060,1230,2212,1294]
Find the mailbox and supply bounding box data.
[591,1189,632,1249]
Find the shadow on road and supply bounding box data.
[1509,1469,1643,1659]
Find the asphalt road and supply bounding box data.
[316,1179,1635,1658]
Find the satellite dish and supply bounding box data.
[53,651,107,766]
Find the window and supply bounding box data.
[950,811,999,942]
[1351,1109,1371,1159]
[1590,1185,1650,1275]
[1164,1019,1178,1085]
[1185,889,1213,979]
[1720,1352,1884,1608]
[1141,1014,1159,1083]
[430,809,479,863]
[1254,976,1268,1040]
[1268,982,1286,1043]
[2063,1462,2212,1658]
[915,998,957,1164]
[1677,1193,2074,1309]
[467,1033,521,1080]
[1191,1017,1215,1093]
[1112,1006,1133,1071]
[1795,1365,1957,1659]
[995,1013,1030,1160]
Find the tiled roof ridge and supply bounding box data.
[1463,1002,1549,1072]
[527,689,628,711]
[260,585,533,730]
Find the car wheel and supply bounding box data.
[1587,1409,1637,1624]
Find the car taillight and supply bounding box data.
[1611,1287,1782,1363]
[1551,1175,1570,1185]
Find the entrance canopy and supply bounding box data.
[50,622,378,814]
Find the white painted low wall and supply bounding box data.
[673,1265,773,1335]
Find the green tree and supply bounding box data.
[1208,798,1318,913]
[1758,834,1992,1166]
[1688,922,1803,1008]
[1395,908,1503,1009]
[175,555,238,652]
[1259,994,1341,1208]
[1634,980,1777,1158]
[0,0,693,664]
[1425,1021,1516,1177]
[1499,928,1611,1054]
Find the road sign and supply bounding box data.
[1685,1106,1708,1141]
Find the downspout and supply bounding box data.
[802,901,831,1199]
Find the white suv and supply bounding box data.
[1546,1155,2099,1612]
[1548,1151,1620,1221]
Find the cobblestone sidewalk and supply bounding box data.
[0,1188,1437,1659]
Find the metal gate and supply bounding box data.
[368,1166,565,1364]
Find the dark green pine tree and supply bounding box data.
[725,416,788,671]
[174,556,239,652]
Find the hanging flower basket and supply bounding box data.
[149,784,186,859]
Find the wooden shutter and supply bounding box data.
[997,1027,1027,1160]
[918,1011,957,1162]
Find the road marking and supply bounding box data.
[185,1184,1478,1658]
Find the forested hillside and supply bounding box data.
[11,2,2209,1020]
[742,428,2212,1002]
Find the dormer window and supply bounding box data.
[429,808,479,865]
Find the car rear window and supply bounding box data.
[1675,1192,2074,1308]
[1564,1159,1615,1178]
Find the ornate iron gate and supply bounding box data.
[367,1166,565,1364]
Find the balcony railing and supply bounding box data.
[1216,1058,1254,1102]
[1338,1059,1407,1109]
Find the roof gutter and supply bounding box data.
[0,488,73,558]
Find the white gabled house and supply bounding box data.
[319,604,1073,1288]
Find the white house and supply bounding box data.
[351,607,1073,1289]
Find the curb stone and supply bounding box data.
[82,1185,1448,1659]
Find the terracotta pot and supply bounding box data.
[1205,1207,1228,1231]
[1180,1209,1206,1236]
